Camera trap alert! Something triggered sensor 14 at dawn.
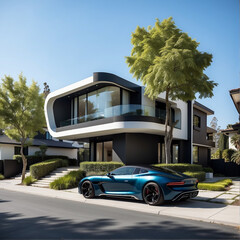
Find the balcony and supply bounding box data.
[59,104,181,129]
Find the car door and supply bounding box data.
[102,166,136,194]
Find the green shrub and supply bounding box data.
[153,163,203,173]
[211,149,222,159]
[198,179,232,191]
[222,149,236,162]
[30,158,68,179]
[203,167,213,173]
[22,176,36,186]
[183,171,206,182]
[80,162,124,173]
[50,170,86,190]
[0,174,4,180]
[86,171,107,176]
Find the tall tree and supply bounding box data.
[218,133,229,151]
[126,17,217,163]
[0,74,45,183]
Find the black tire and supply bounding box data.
[142,182,164,206]
[81,180,95,199]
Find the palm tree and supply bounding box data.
[231,151,240,165]
[231,134,240,150]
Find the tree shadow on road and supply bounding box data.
[0,211,238,239]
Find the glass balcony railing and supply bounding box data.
[59,104,181,129]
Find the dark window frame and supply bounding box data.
[193,115,201,128]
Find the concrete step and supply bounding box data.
[32,166,80,188]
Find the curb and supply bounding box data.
[0,184,239,228]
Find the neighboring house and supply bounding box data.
[45,72,214,166]
[221,88,240,149]
[0,130,80,160]
[229,88,240,131]
[192,102,216,165]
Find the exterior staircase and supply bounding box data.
[31,166,80,188]
[13,171,31,181]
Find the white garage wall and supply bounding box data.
[0,144,16,160]
[46,147,78,159]
[29,146,78,159]
[0,144,78,160]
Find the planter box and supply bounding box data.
[205,172,213,179]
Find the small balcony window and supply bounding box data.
[193,115,201,128]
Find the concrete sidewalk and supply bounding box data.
[0,178,239,228]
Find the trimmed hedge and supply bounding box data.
[80,162,124,173]
[153,163,203,173]
[86,171,108,177]
[22,176,36,186]
[13,155,70,168]
[30,159,68,179]
[203,167,213,173]
[50,170,86,190]
[198,179,232,191]
[183,171,206,182]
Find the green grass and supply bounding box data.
[198,179,232,191]
[50,170,86,190]
[22,176,36,186]
[0,174,4,180]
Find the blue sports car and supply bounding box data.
[78,165,198,205]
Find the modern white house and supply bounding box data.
[45,72,215,166]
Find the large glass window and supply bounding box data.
[78,94,86,122]
[73,86,121,120]
[96,141,113,162]
[193,146,199,163]
[96,142,103,162]
[172,144,179,163]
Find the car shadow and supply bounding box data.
[97,196,225,209]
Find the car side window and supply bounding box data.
[133,168,140,175]
[140,168,148,174]
[111,167,135,175]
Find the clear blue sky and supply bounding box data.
[0,0,239,129]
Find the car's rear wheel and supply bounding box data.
[81,180,95,199]
[143,182,164,206]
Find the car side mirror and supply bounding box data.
[107,172,114,177]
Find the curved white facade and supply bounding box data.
[44,74,188,141]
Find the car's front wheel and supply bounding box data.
[81,180,95,199]
[143,182,164,206]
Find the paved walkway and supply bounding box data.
[195,178,240,205]
[0,177,239,227]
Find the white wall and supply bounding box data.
[29,146,78,159]
[229,133,237,150]
[0,144,16,160]
[0,144,78,160]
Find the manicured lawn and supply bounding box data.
[198,179,232,191]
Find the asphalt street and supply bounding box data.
[0,189,239,240]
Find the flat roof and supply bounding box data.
[230,88,240,114]
[193,101,214,115]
